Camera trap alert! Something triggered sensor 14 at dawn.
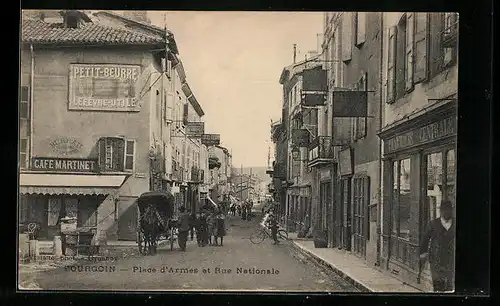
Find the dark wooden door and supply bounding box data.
[117,199,138,241]
[341,178,352,251]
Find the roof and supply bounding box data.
[279,55,322,85]
[22,19,166,46]
[93,11,179,54]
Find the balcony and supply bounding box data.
[308,136,334,168]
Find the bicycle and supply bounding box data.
[249,225,288,244]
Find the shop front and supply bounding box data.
[19,170,127,243]
[379,101,457,288]
[318,167,333,246]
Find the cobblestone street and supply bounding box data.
[26,214,358,291]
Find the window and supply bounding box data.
[442,13,458,68]
[353,175,370,256]
[19,138,28,169]
[414,13,429,83]
[341,13,353,62]
[20,86,29,120]
[395,15,407,99]
[124,140,135,171]
[355,12,366,46]
[392,158,411,240]
[405,13,414,92]
[387,26,396,103]
[19,195,29,223]
[423,148,456,229]
[98,137,134,172]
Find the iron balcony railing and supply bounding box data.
[308,136,334,163]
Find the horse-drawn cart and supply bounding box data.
[136,191,177,255]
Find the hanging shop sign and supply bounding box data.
[31,157,98,172]
[201,134,220,146]
[332,90,368,117]
[291,129,310,147]
[338,147,353,176]
[384,116,457,154]
[301,93,327,107]
[302,67,328,92]
[186,122,205,137]
[68,64,143,112]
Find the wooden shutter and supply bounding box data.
[395,17,406,99]
[97,137,106,171]
[405,13,415,91]
[413,13,429,83]
[355,12,366,46]
[112,137,125,171]
[341,13,353,62]
[386,26,397,103]
[363,176,371,239]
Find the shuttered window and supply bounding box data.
[386,26,397,103]
[395,15,407,99]
[354,73,367,140]
[405,13,415,92]
[19,138,28,169]
[341,13,353,63]
[413,13,429,83]
[98,137,134,172]
[355,12,366,47]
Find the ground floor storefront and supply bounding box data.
[19,173,128,244]
[379,99,457,290]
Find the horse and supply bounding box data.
[138,206,167,255]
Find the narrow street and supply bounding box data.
[30,213,358,291]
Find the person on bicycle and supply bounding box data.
[266,212,279,245]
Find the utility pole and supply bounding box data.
[240,164,243,202]
[293,44,297,64]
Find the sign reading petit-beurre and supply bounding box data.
[68,64,142,112]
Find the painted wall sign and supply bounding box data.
[68,64,142,112]
[201,134,221,146]
[186,122,205,137]
[49,137,83,155]
[31,157,98,172]
[338,147,353,176]
[384,116,457,153]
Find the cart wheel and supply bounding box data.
[250,229,266,244]
[170,227,175,251]
[277,229,289,242]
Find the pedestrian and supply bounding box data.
[265,212,279,245]
[207,211,215,245]
[237,205,242,217]
[214,210,227,246]
[419,200,455,292]
[199,212,209,247]
[188,212,196,241]
[177,206,190,252]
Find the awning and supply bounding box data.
[19,173,127,196]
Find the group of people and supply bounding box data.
[176,206,227,251]
[228,201,253,221]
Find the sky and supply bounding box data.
[147,11,323,168]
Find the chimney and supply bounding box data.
[293,44,297,64]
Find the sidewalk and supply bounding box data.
[288,233,423,293]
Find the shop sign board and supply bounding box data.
[68,64,142,112]
[31,157,98,172]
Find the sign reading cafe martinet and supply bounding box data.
[69,64,142,112]
[31,157,99,172]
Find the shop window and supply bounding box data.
[78,197,98,227]
[19,138,28,169]
[423,148,456,231]
[392,158,411,240]
[19,195,29,223]
[47,197,62,226]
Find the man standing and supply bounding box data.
[419,200,455,292]
[266,212,279,245]
[177,206,190,252]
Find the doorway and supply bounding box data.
[341,177,352,251]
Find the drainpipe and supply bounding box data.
[377,13,384,268]
[29,44,35,162]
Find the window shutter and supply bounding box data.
[405,13,415,92]
[386,26,397,103]
[413,13,429,83]
[97,137,106,171]
[112,138,125,171]
[355,12,366,46]
[363,176,371,239]
[341,13,353,62]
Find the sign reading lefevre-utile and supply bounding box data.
[31,157,98,172]
[69,64,142,112]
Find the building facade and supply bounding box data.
[18,10,210,244]
[208,145,232,204]
[378,12,458,290]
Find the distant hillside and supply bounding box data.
[231,166,271,184]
